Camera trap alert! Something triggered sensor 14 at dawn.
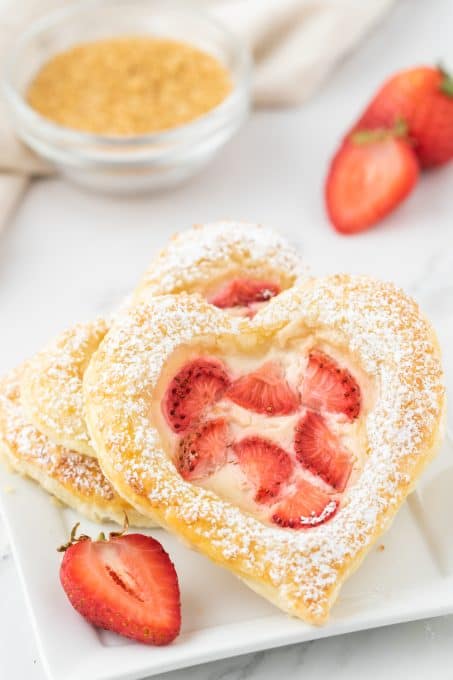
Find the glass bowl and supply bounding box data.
[2,0,251,194]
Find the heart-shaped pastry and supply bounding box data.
[0,368,152,527]
[21,221,304,458]
[84,274,445,624]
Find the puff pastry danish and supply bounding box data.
[83,276,445,624]
[133,220,304,314]
[22,221,304,458]
[0,368,152,527]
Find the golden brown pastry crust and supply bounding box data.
[0,367,153,527]
[21,319,108,458]
[133,220,305,302]
[83,276,445,624]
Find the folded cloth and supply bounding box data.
[0,0,395,229]
[0,174,28,234]
[0,515,9,559]
[0,0,62,234]
[213,0,395,106]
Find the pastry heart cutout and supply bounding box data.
[83,275,445,624]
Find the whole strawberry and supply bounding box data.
[357,65,453,167]
[58,521,181,645]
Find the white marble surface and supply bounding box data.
[1,0,453,677]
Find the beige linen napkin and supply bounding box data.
[213,0,395,106]
[0,0,395,233]
[0,0,62,233]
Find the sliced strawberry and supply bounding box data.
[294,411,352,491]
[325,124,419,234]
[208,278,280,311]
[301,350,361,421]
[233,436,293,503]
[163,358,230,433]
[272,479,337,529]
[60,531,181,645]
[226,361,299,416]
[177,418,229,481]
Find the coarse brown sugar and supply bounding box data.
[27,36,232,135]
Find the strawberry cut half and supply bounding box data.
[325,125,419,234]
[272,479,338,529]
[177,418,229,481]
[163,357,230,433]
[60,532,181,646]
[208,278,280,311]
[294,411,352,491]
[233,436,293,503]
[301,350,361,421]
[226,360,299,416]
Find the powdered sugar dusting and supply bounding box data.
[21,318,108,456]
[134,221,305,300]
[84,275,444,621]
[0,368,116,501]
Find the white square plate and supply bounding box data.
[1,435,453,680]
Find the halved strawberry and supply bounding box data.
[163,358,230,433]
[226,361,299,416]
[177,418,229,481]
[294,411,352,491]
[233,436,293,503]
[59,528,181,645]
[325,123,419,234]
[208,278,280,311]
[301,350,361,420]
[272,479,338,529]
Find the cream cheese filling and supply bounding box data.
[151,330,373,528]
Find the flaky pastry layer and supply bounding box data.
[0,368,153,527]
[21,319,108,458]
